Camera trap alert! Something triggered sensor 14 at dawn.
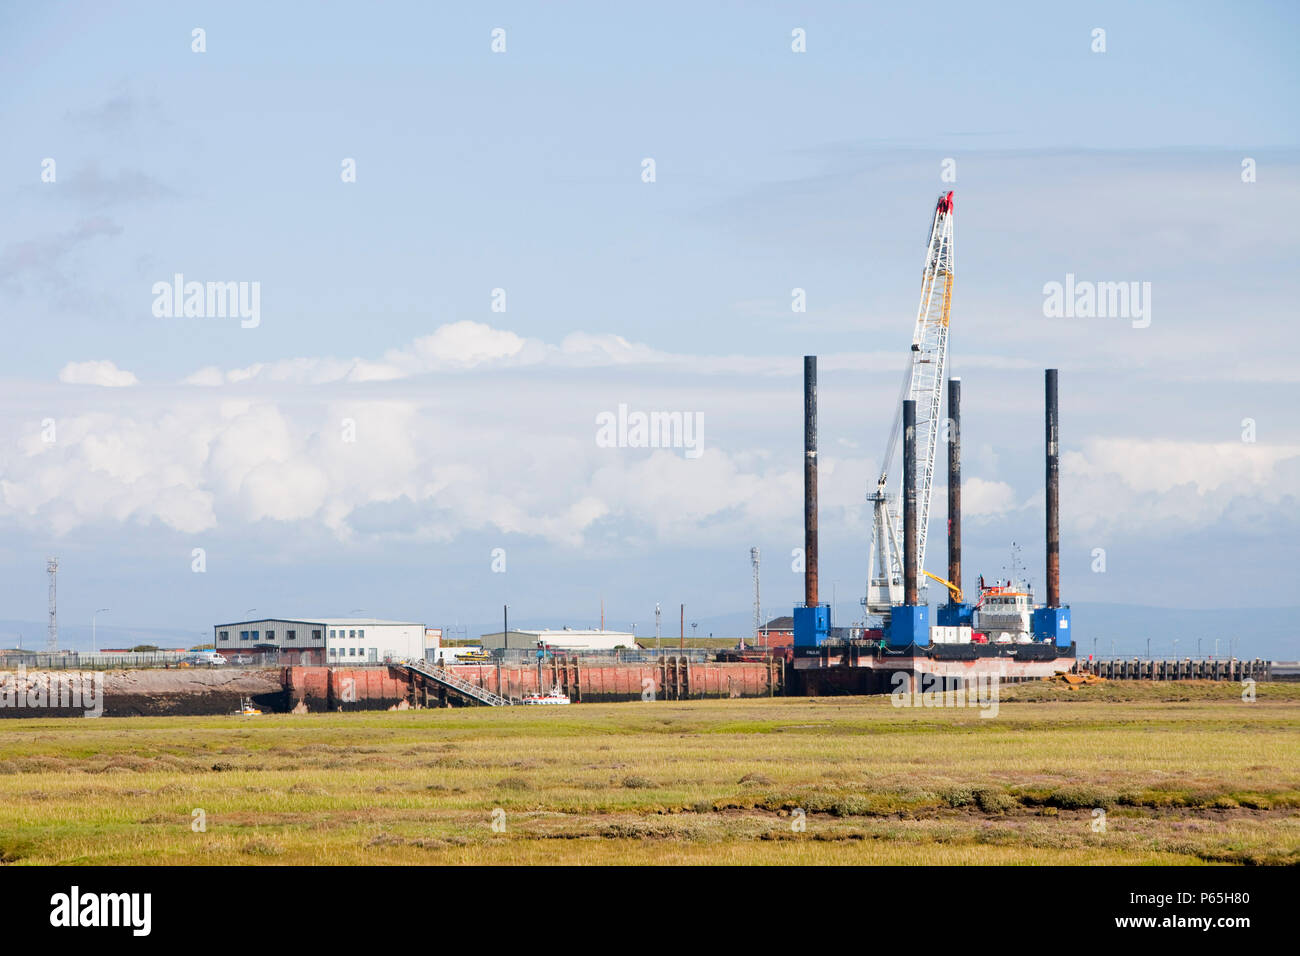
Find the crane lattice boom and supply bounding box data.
[865,192,955,620]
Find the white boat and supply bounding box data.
[520,688,570,705]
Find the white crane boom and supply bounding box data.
[864,191,955,620]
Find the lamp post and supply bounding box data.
[92,608,110,654]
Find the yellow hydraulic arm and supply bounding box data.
[923,571,963,605]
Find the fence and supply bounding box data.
[0,651,261,671]
[484,647,719,665]
[1080,658,1271,681]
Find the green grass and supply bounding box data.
[0,681,1296,865]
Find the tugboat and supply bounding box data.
[234,697,262,716]
[973,577,1036,644]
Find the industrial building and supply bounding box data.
[757,616,794,648]
[479,628,636,652]
[212,618,428,665]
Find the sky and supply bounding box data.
[1,1,1297,653]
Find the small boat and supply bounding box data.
[520,688,570,706]
[234,697,262,716]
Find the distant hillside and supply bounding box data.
[0,620,198,653]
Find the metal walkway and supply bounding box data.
[402,659,513,707]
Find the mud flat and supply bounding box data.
[0,669,286,718]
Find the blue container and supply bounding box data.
[887,605,929,647]
[793,604,831,647]
[1032,606,1072,647]
[936,602,974,627]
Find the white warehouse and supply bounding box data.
[479,628,636,652]
[212,618,428,666]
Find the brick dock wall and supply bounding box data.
[283,659,783,711]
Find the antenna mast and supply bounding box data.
[46,556,58,652]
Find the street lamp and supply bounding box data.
[92,609,110,654]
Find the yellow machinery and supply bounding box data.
[923,570,964,604]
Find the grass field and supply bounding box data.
[1,681,1297,865]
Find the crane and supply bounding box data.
[864,191,956,621]
[923,570,963,605]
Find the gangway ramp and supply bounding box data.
[402,659,513,707]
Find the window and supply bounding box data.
[286,630,296,641]
[349,647,356,657]
[266,630,275,641]
[240,631,249,641]
[312,630,321,640]
[251,631,259,640]
[330,630,336,639]
[358,629,365,639]
[328,647,336,657]
[349,630,356,638]
[219,631,229,641]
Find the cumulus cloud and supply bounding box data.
[1062,438,1300,537]
[58,359,138,387]
[961,478,1019,517]
[179,319,1041,387]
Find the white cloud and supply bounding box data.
[961,478,1018,517]
[1062,438,1300,537]
[1065,439,1296,494]
[177,320,1038,388]
[58,359,138,387]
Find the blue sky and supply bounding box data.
[1,2,1297,652]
